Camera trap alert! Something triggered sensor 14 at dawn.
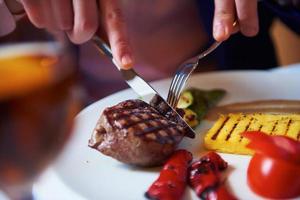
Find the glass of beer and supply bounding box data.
[0,19,81,200]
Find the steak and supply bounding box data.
[88,99,193,167]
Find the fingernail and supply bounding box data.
[121,54,133,69]
[242,26,259,37]
[214,24,225,41]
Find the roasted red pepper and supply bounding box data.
[145,149,193,200]
[188,152,236,200]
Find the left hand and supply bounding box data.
[7,0,134,69]
[213,0,259,42]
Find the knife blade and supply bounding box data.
[92,36,195,138]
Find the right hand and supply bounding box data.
[13,0,134,69]
[213,0,259,42]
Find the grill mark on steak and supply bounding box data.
[110,113,162,129]
[104,101,159,126]
[106,110,155,124]
[96,99,189,143]
[108,108,156,118]
[102,100,184,143]
[130,123,183,144]
[115,115,156,129]
[150,94,195,138]
[127,119,174,134]
[117,112,161,121]
[89,99,192,167]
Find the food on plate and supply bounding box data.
[145,151,235,200]
[149,95,195,138]
[145,150,192,200]
[88,87,225,166]
[177,88,226,128]
[182,108,199,128]
[88,99,193,167]
[177,91,194,109]
[204,113,300,155]
[243,131,300,199]
[206,100,300,120]
[188,152,236,200]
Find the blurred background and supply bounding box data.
[272,20,300,65]
[1,0,299,105]
[80,0,300,104]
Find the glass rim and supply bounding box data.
[0,41,63,59]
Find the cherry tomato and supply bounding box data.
[243,131,300,199]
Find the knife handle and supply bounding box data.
[92,36,124,70]
[92,36,113,59]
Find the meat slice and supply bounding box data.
[88,99,191,167]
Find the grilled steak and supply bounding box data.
[88,99,193,167]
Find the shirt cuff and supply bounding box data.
[0,0,17,36]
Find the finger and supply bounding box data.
[19,0,47,28]
[232,21,240,34]
[51,0,73,31]
[213,0,236,42]
[235,0,259,37]
[43,0,57,30]
[101,0,134,69]
[67,0,99,44]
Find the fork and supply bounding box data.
[167,21,238,108]
[166,41,221,108]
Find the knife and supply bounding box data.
[92,36,195,138]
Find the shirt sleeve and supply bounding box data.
[0,0,17,36]
[262,1,300,34]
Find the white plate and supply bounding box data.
[49,68,300,200]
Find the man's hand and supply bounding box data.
[213,0,259,42]
[16,0,133,69]
[100,0,133,69]
[4,0,24,14]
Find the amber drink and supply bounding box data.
[0,43,80,198]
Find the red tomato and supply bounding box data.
[243,131,300,199]
[248,153,300,198]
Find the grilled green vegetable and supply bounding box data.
[177,88,226,128]
[182,109,199,128]
[177,91,193,109]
